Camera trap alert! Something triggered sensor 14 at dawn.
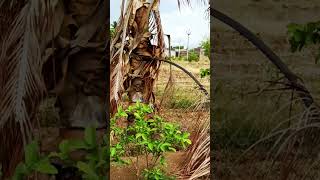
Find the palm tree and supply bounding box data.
[110,0,165,113]
[111,1,210,179]
[0,0,107,177]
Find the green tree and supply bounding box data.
[200,38,210,57]
[185,50,199,62]
[110,21,117,39]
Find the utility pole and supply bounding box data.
[186,29,191,61]
[177,39,181,57]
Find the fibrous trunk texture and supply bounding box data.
[110,0,165,114]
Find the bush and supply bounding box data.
[200,68,210,78]
[170,56,183,61]
[11,127,108,180]
[111,102,192,179]
[200,39,210,57]
[184,51,199,62]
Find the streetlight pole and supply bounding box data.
[186,29,191,61]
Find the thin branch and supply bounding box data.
[135,54,209,97]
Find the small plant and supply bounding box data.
[13,141,58,179]
[287,21,320,63]
[11,126,108,180]
[111,102,192,179]
[200,68,210,78]
[50,127,108,179]
[142,167,175,180]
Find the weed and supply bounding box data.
[143,167,175,180]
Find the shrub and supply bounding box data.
[11,127,108,180]
[111,102,192,179]
[200,68,210,78]
[200,39,210,57]
[184,51,199,62]
[287,21,320,63]
[143,167,175,180]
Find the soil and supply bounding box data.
[110,152,186,180]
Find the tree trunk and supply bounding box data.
[110,0,164,114]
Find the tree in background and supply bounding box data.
[110,21,117,39]
[201,38,210,57]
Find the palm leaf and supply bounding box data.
[110,0,164,113]
[0,0,57,175]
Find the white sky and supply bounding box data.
[111,0,209,49]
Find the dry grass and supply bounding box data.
[213,27,320,179]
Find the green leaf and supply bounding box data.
[34,158,58,174]
[85,126,97,148]
[185,139,192,145]
[110,147,116,157]
[13,163,28,180]
[48,152,60,158]
[136,133,143,139]
[168,147,176,152]
[117,106,127,117]
[136,133,147,141]
[25,141,39,167]
[59,140,70,153]
[71,139,88,149]
[147,143,154,151]
[182,132,190,138]
[134,112,141,119]
[77,161,99,179]
[160,143,171,152]
[160,156,166,166]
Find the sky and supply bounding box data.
[110,0,209,49]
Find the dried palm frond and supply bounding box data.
[178,115,210,180]
[110,0,165,114]
[0,0,58,175]
[235,92,320,179]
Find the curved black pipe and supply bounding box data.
[210,8,315,108]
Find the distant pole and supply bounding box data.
[168,34,171,58]
[186,29,191,61]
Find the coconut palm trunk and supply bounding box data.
[110,0,165,113]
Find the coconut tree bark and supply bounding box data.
[210,8,317,109]
[110,0,164,114]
